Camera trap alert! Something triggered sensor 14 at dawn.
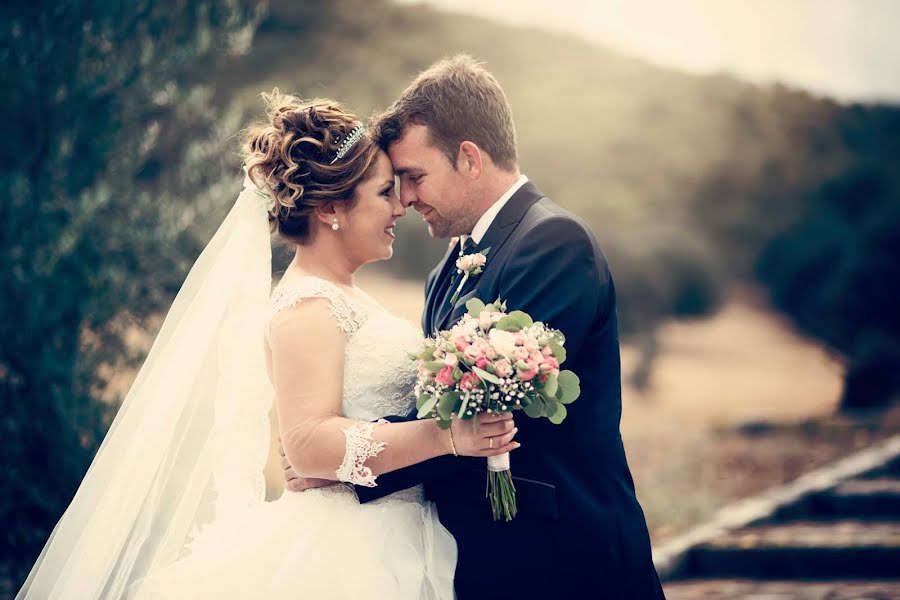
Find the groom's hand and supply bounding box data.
[277,436,335,492]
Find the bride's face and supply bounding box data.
[339,151,404,263]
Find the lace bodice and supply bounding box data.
[267,276,422,423]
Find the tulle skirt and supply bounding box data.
[129,484,456,599]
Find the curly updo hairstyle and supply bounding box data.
[241,90,379,243]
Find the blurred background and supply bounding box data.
[2,0,899,595]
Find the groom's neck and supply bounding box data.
[473,167,521,217]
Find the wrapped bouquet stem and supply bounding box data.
[487,452,515,520]
[411,298,581,521]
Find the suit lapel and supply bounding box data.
[436,181,545,331]
[424,238,462,335]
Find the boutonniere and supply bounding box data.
[449,246,491,305]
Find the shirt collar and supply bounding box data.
[467,174,529,246]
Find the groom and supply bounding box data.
[287,55,665,599]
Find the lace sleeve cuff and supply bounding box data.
[335,419,388,487]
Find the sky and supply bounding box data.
[396,0,900,103]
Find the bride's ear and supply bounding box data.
[313,203,340,228]
[457,141,483,180]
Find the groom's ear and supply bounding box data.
[457,141,483,180]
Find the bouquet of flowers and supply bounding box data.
[411,298,580,521]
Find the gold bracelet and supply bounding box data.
[447,426,458,457]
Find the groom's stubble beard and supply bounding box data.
[427,201,479,239]
[438,185,482,239]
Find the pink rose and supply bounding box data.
[454,336,470,352]
[493,359,513,378]
[516,360,539,381]
[518,367,538,382]
[457,253,487,271]
[459,371,480,391]
[475,356,489,369]
[539,357,560,373]
[512,347,529,361]
[444,353,459,368]
[541,346,553,357]
[435,366,454,386]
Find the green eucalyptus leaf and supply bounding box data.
[472,366,501,384]
[508,310,533,328]
[541,372,558,397]
[548,403,567,425]
[416,393,431,410]
[457,396,469,419]
[465,298,486,317]
[549,342,567,364]
[437,392,458,421]
[496,316,522,332]
[557,370,581,404]
[543,398,560,418]
[424,360,446,373]
[417,395,439,419]
[522,395,544,418]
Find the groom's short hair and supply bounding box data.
[373,54,518,171]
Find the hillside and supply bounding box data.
[162,0,899,343]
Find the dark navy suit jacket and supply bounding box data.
[356,181,665,599]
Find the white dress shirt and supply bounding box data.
[466,174,529,246]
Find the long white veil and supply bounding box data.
[17,176,275,599]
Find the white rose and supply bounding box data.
[488,328,517,359]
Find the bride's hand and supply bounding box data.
[448,411,520,457]
[278,436,337,493]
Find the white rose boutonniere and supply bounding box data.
[449,247,491,305]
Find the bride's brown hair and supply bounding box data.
[241,90,378,243]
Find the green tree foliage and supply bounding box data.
[0,1,263,590]
[758,163,900,410]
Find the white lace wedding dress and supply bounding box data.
[130,276,457,599]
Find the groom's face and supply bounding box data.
[388,124,472,239]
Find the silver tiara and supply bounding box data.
[330,124,366,164]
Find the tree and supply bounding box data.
[0,1,263,590]
[758,165,900,410]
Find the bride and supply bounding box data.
[17,92,519,599]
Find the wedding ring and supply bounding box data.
[489,437,494,449]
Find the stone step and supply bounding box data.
[683,521,900,579]
[664,578,900,599]
[774,478,900,521]
[864,454,900,478]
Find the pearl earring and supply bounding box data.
[331,217,340,231]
